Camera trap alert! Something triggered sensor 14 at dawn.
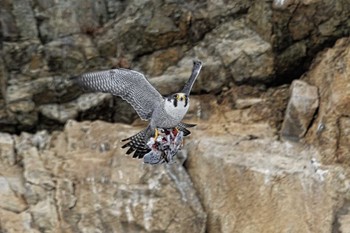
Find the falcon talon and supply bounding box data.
[72,60,202,163]
[143,128,184,164]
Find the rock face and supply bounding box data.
[0,120,206,233]
[280,80,319,141]
[1,0,350,132]
[186,124,346,233]
[304,38,350,165]
[2,0,350,233]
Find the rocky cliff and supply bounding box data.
[1,0,350,232]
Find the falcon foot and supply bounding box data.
[143,128,184,165]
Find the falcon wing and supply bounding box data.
[181,60,203,95]
[72,69,163,120]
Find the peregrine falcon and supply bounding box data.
[71,60,202,159]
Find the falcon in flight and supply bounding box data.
[71,60,203,159]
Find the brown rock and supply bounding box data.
[186,121,347,233]
[0,209,40,233]
[340,218,350,233]
[140,47,185,76]
[0,120,207,232]
[305,38,350,165]
[0,56,7,99]
[30,196,60,232]
[281,80,319,141]
[0,170,27,213]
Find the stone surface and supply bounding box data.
[0,132,16,165]
[186,120,348,233]
[0,168,28,213]
[304,38,350,165]
[281,80,319,141]
[1,1,350,232]
[248,0,350,75]
[336,203,350,233]
[0,121,206,233]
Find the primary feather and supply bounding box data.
[72,69,163,120]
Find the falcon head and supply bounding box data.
[166,93,188,108]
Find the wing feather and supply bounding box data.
[72,69,163,120]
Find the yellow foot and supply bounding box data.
[154,128,159,139]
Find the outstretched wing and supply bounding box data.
[72,69,163,120]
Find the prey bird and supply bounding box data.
[71,60,203,159]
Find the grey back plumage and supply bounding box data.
[72,69,163,120]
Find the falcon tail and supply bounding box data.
[177,122,196,136]
[121,128,151,159]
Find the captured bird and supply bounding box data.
[71,60,203,159]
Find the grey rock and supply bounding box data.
[30,196,60,232]
[206,19,274,82]
[281,80,319,141]
[206,0,252,22]
[56,179,77,210]
[0,161,27,214]
[8,100,35,113]
[24,183,47,206]
[0,132,15,165]
[248,0,350,75]
[44,34,98,73]
[0,7,19,40]
[339,214,350,233]
[0,57,7,99]
[235,98,263,109]
[0,175,27,213]
[151,18,274,91]
[0,209,40,233]
[12,0,38,40]
[2,40,43,72]
[96,0,197,58]
[34,0,108,43]
[21,146,55,189]
[106,0,127,19]
[39,93,112,123]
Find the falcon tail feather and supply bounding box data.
[121,128,151,159]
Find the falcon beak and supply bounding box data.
[177,93,185,101]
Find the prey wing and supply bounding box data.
[72,69,163,120]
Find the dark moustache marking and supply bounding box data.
[184,95,188,107]
[173,97,178,107]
